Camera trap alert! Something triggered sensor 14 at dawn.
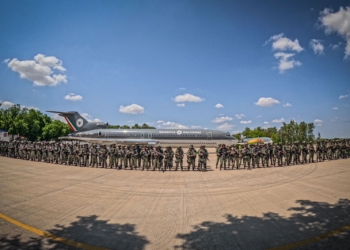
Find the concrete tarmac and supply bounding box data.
[0,154,350,250]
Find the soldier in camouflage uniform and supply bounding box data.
[140,146,150,170]
[99,145,108,168]
[198,145,208,171]
[109,144,117,168]
[242,144,252,170]
[90,144,98,167]
[186,145,197,171]
[261,144,269,167]
[284,142,292,166]
[308,142,315,163]
[175,146,184,171]
[218,144,229,170]
[215,144,221,168]
[163,146,174,171]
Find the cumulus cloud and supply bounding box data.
[214,103,224,108]
[217,123,234,131]
[6,54,67,86]
[119,104,144,114]
[319,7,350,58]
[310,39,325,54]
[51,113,66,122]
[240,120,252,124]
[190,125,202,129]
[330,42,342,49]
[272,118,285,123]
[314,119,323,123]
[283,103,292,107]
[339,94,349,99]
[174,93,204,103]
[263,121,270,125]
[274,52,302,73]
[254,97,280,107]
[64,93,83,101]
[0,101,38,110]
[333,107,338,110]
[157,121,188,129]
[81,113,101,122]
[266,33,304,52]
[212,116,233,123]
[177,103,185,107]
[0,101,15,108]
[156,120,164,123]
[3,58,10,63]
[235,114,245,119]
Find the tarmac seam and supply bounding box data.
[268,223,350,250]
[0,212,109,250]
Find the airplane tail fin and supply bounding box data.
[47,111,89,132]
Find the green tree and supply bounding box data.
[42,120,71,140]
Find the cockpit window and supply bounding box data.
[226,132,231,137]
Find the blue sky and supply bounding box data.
[0,0,349,138]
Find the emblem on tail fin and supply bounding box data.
[76,118,84,127]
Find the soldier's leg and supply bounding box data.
[216,156,219,168]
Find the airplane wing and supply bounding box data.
[58,136,159,145]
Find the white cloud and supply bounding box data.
[333,107,338,110]
[0,101,15,108]
[214,103,224,108]
[81,113,101,122]
[177,103,185,107]
[283,103,292,107]
[157,120,164,123]
[0,101,38,110]
[263,121,270,125]
[217,123,234,131]
[339,94,349,99]
[272,118,285,123]
[317,124,322,126]
[314,119,323,123]
[3,58,10,63]
[51,113,66,122]
[274,52,302,73]
[179,87,186,90]
[157,121,188,129]
[266,33,304,52]
[310,39,325,54]
[320,7,350,58]
[330,42,342,49]
[174,93,204,103]
[7,54,67,86]
[240,120,252,124]
[212,116,233,123]
[119,104,145,114]
[235,114,245,119]
[254,97,280,107]
[64,93,83,101]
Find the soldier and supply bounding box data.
[175,146,184,171]
[308,142,315,163]
[36,142,43,162]
[327,140,333,161]
[90,144,98,167]
[164,146,174,171]
[292,142,299,165]
[140,146,150,170]
[78,144,84,166]
[215,144,221,168]
[251,145,260,168]
[186,145,197,171]
[272,144,278,167]
[232,145,240,169]
[153,146,163,171]
[53,143,60,164]
[242,144,251,170]
[129,145,138,170]
[109,144,117,168]
[47,142,54,163]
[284,142,292,166]
[301,142,308,164]
[261,144,269,167]
[135,143,141,168]
[119,145,127,169]
[198,145,208,171]
[99,145,108,168]
[67,144,75,165]
[30,142,36,161]
[116,145,122,168]
[277,143,284,166]
[82,144,89,167]
[218,144,229,170]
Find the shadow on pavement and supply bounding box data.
[175,199,350,250]
[0,215,149,250]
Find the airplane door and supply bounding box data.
[207,132,212,140]
[141,133,144,139]
[148,133,152,139]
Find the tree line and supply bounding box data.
[233,120,317,143]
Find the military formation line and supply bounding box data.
[1,140,349,172]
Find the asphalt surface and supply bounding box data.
[0,152,350,250]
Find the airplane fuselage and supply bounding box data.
[61,128,237,148]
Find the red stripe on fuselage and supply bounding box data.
[64,117,76,132]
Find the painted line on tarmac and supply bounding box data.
[0,212,109,250]
[269,223,350,250]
